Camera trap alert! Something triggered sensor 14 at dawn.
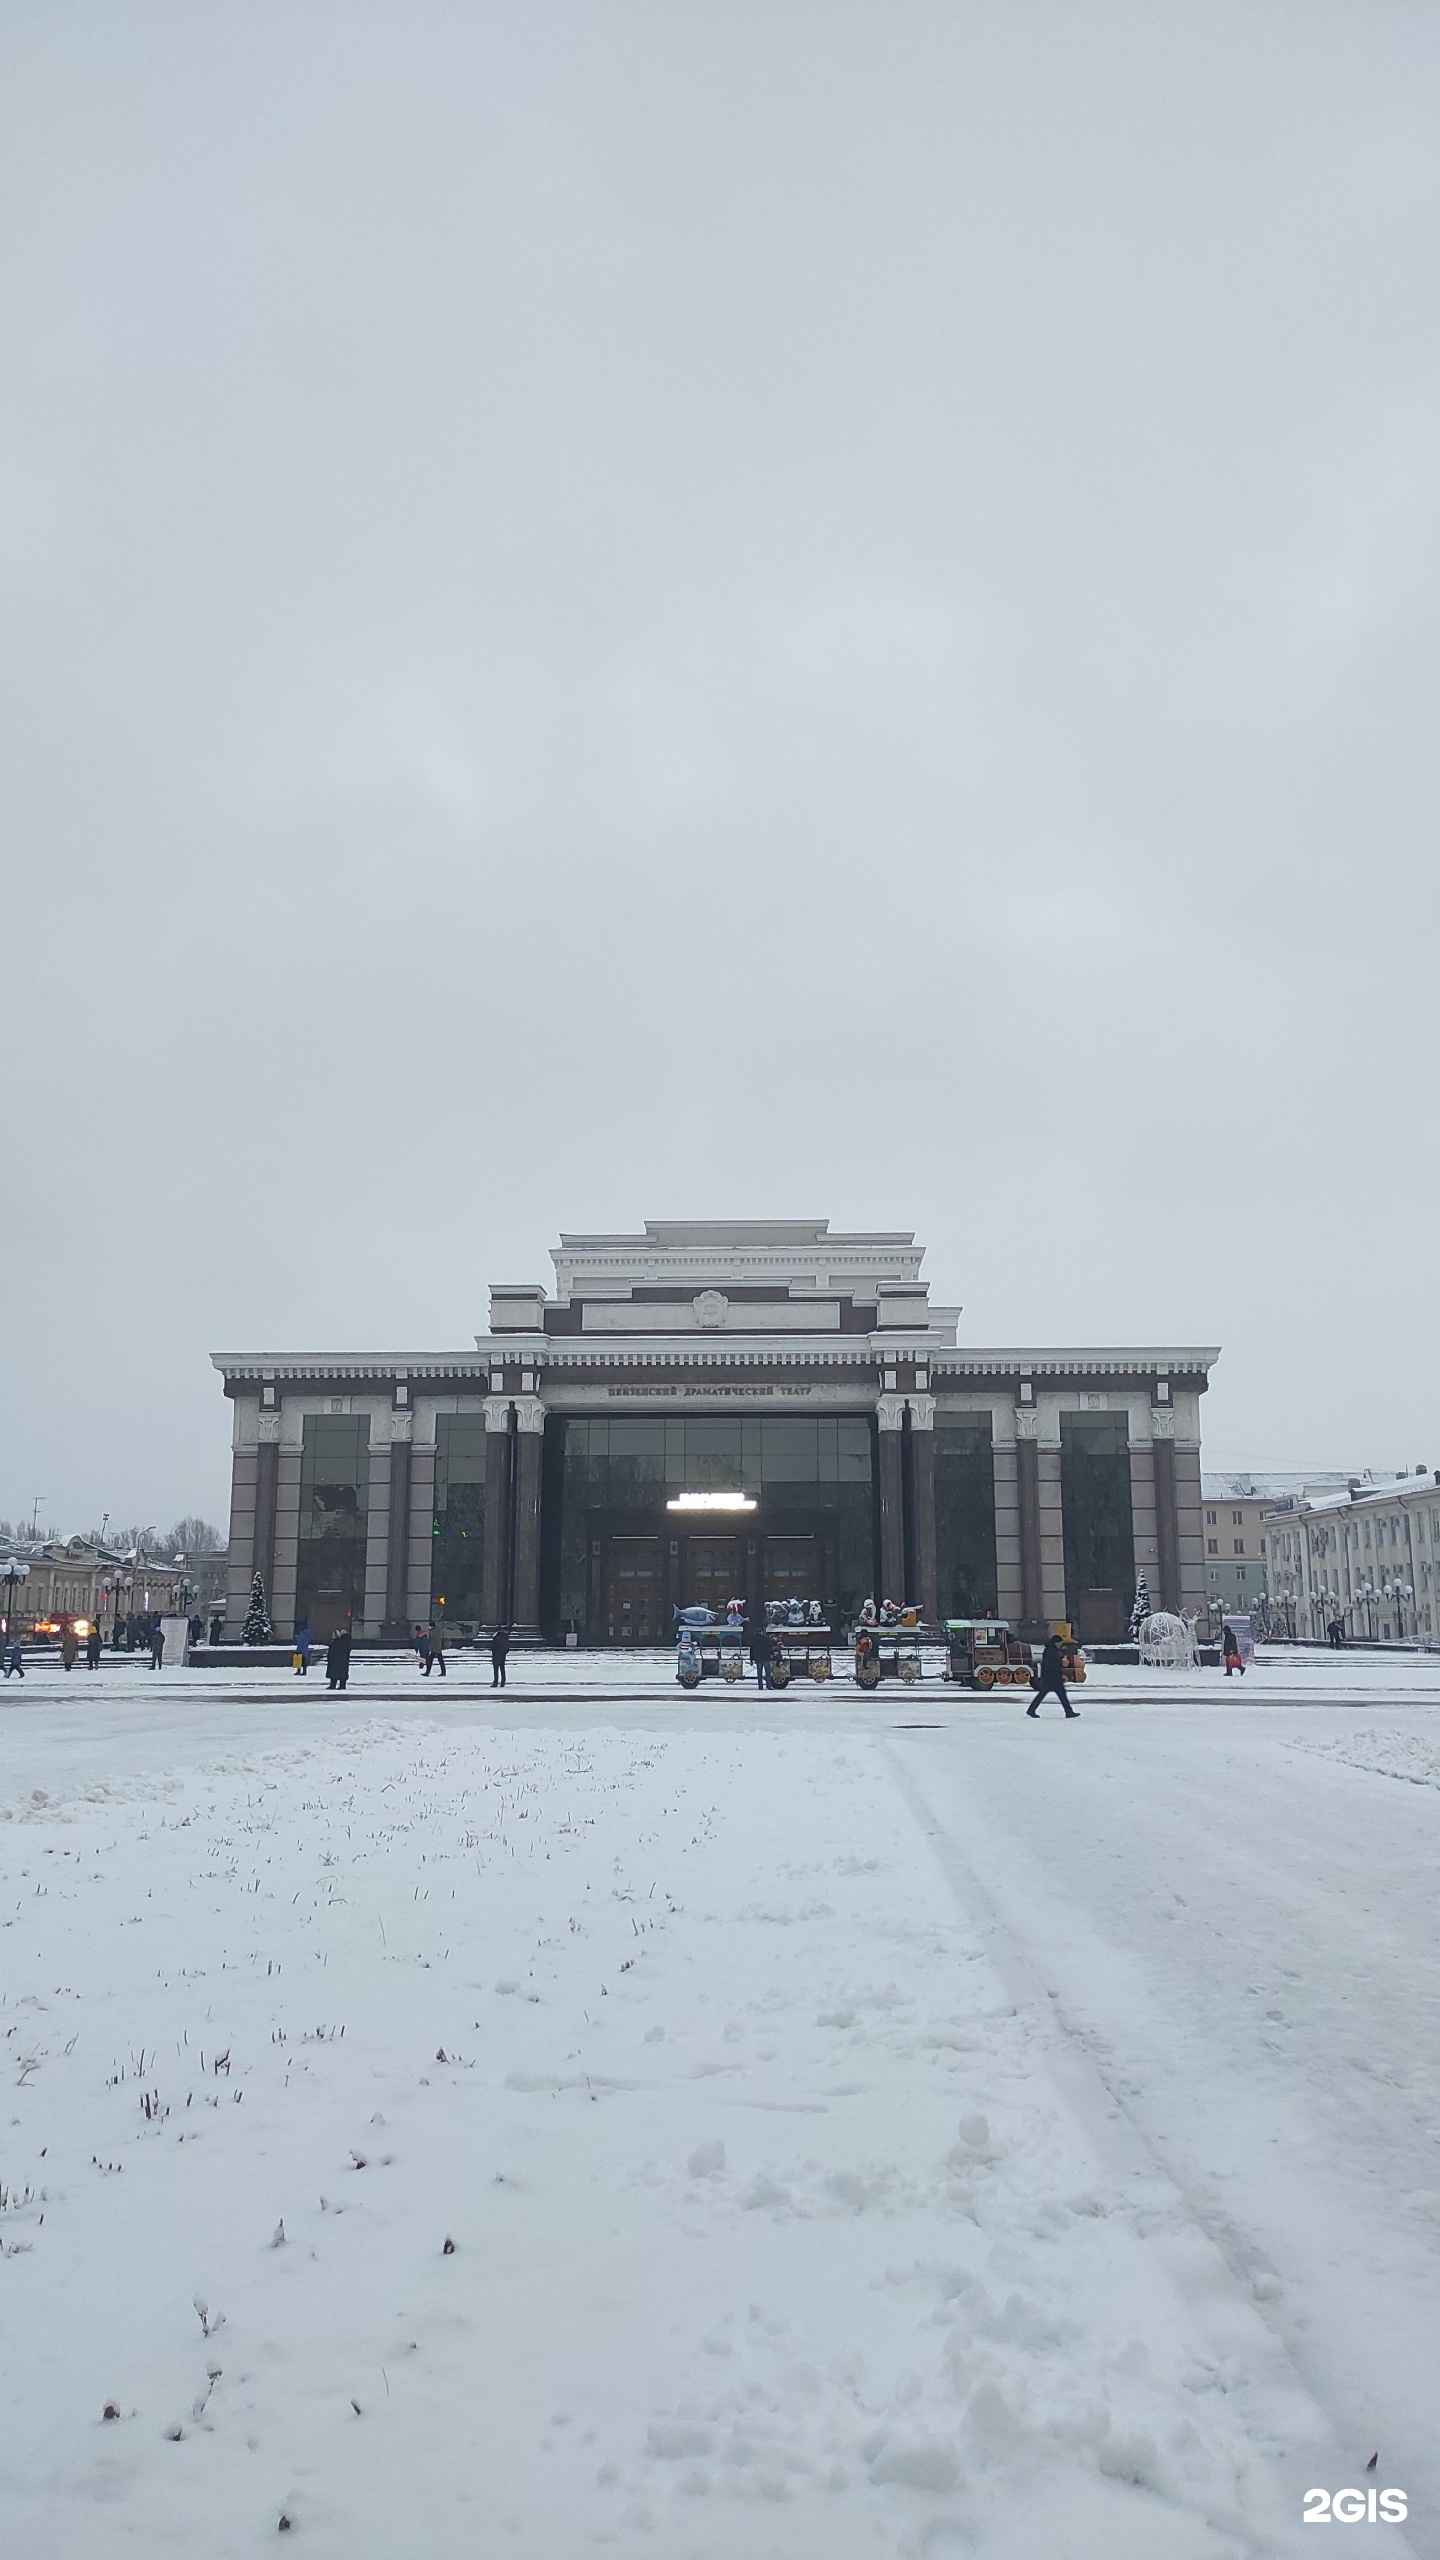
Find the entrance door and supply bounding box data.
[685,1538,742,1612]
[764,1535,821,1611]
[605,1539,662,1643]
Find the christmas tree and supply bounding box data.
[242,1571,272,1645]
[1128,1573,1151,1640]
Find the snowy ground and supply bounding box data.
[2,1650,1436,2556]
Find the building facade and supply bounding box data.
[1200,1472,1353,1624]
[1261,1469,1440,1645]
[0,1535,191,1637]
[215,1221,1216,1646]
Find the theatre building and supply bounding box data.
[215,1221,1216,1647]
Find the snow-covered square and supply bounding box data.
[2,1651,1437,2555]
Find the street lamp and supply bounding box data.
[1382,1579,1413,1642]
[1,1557,29,1640]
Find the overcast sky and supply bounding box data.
[3,3,1438,1537]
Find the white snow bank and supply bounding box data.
[0,1727,1350,2555]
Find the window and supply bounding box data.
[1233,1539,1245,1555]
[1206,1509,1217,1526]
[1237,1565,1247,1581]
[1207,1537,1218,1554]
[1232,1510,1243,1526]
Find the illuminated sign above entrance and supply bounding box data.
[665,1491,757,1512]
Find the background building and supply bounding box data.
[1261,1470,1440,1645]
[1200,1472,1353,1624]
[216,1220,1216,1646]
[0,1534,192,1636]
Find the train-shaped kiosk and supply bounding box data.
[941,1620,1086,1689]
[852,1603,946,1687]
[675,1598,834,1688]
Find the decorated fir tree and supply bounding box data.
[1128,1573,1151,1641]
[242,1571,272,1645]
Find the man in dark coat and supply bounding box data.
[85,1624,102,1668]
[490,1625,511,1688]
[1027,1633,1077,1718]
[749,1623,771,1689]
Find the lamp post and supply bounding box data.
[2,1558,29,1641]
[1382,1578,1413,1643]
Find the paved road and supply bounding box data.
[886,1703,1440,2548]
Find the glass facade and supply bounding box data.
[1059,1413,1135,1641]
[433,1414,487,1627]
[294,1414,371,1637]
[552,1414,876,1641]
[934,1419,998,1618]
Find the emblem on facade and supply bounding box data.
[693,1290,729,1328]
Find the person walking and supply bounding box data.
[1222,1623,1245,1677]
[749,1622,772,1689]
[85,1624,102,1669]
[426,1623,447,1678]
[60,1626,80,1671]
[4,1637,24,1679]
[148,1621,165,1669]
[414,1624,431,1673]
[1027,1632,1077,1718]
[293,1620,311,1676]
[332,1627,351,1691]
[325,1633,342,1690]
[1327,1616,1345,1650]
[490,1624,511,1688]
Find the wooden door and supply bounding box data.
[684,1538,742,1612]
[764,1535,820,1609]
[605,1539,662,1642]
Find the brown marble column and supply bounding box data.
[481,1399,513,1630]
[1016,1432,1044,1633]
[510,1397,546,1637]
[252,1438,279,1606]
[1153,1431,1181,1612]
[385,1436,412,1635]
[907,1394,938,1621]
[877,1396,906,1604]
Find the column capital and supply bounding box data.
[907,1394,936,1430]
[876,1393,907,1432]
[483,1397,513,1433]
[513,1395,547,1435]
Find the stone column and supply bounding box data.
[511,1396,546,1638]
[1170,1434,1206,1616]
[876,1395,906,1602]
[406,1435,437,1631]
[251,1434,279,1609]
[906,1394,938,1622]
[1128,1436,1159,1620]
[481,1398,514,1630]
[1015,1421,1044,1633]
[384,1426,413,1635]
[992,1430,1023,1624]
[1152,1430,1181,1612]
[225,1439,259,1634]
[271,1440,301,1638]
